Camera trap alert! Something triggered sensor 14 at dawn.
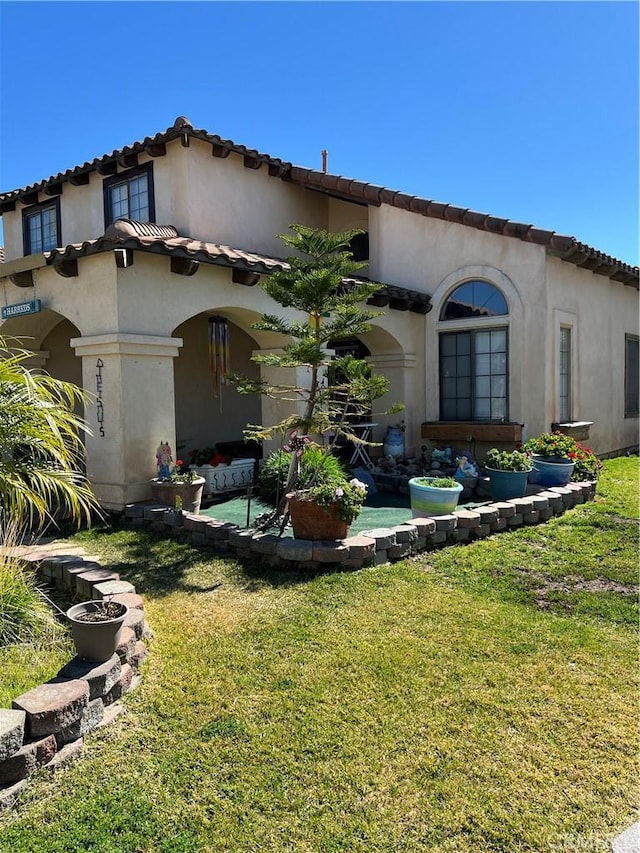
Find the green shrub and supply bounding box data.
[485,448,532,471]
[0,555,61,646]
[256,447,348,505]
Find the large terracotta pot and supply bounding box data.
[286,492,349,540]
[150,477,205,514]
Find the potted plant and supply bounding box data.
[229,225,402,538]
[409,476,463,517]
[522,431,577,487]
[286,478,369,540]
[255,446,347,506]
[150,447,205,513]
[66,599,129,662]
[569,445,603,481]
[484,448,533,500]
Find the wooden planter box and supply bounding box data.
[421,422,523,443]
[551,422,593,442]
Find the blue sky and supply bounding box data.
[0,1,637,264]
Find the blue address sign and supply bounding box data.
[1,299,42,320]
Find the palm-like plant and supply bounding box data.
[0,337,99,529]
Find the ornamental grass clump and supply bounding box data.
[256,446,347,506]
[0,522,63,647]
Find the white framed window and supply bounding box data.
[559,326,571,421]
[625,335,639,417]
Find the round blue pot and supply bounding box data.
[528,456,575,487]
[486,467,532,501]
[409,477,463,517]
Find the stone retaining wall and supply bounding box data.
[125,481,597,570]
[0,554,151,811]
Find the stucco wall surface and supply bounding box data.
[545,256,639,454]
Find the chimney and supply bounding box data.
[321,150,328,173]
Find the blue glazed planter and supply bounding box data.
[486,467,532,501]
[409,477,463,517]
[528,456,575,487]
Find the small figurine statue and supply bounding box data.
[454,454,479,479]
[156,441,173,479]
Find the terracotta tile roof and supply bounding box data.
[46,226,285,275]
[289,167,638,287]
[2,116,637,286]
[0,117,289,207]
[44,219,432,314]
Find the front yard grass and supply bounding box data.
[0,457,637,852]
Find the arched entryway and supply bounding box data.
[172,312,262,461]
[0,311,82,389]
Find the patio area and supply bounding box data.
[200,491,415,536]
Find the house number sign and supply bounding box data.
[96,359,105,437]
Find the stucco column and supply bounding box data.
[366,352,417,455]
[71,333,183,509]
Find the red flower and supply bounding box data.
[176,459,184,467]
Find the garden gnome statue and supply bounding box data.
[156,441,173,479]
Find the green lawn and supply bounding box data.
[0,457,637,852]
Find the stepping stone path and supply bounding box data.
[0,539,151,812]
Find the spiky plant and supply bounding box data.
[0,336,100,530]
[0,519,64,646]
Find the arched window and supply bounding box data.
[439,281,509,421]
[439,280,508,320]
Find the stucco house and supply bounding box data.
[0,116,637,510]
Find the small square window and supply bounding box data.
[22,199,61,255]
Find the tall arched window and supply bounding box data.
[439,281,509,421]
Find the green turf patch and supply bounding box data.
[1,458,637,852]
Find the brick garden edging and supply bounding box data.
[124,480,597,570]
[0,552,151,812]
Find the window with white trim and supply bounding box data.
[625,335,639,417]
[439,280,509,421]
[559,326,571,421]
